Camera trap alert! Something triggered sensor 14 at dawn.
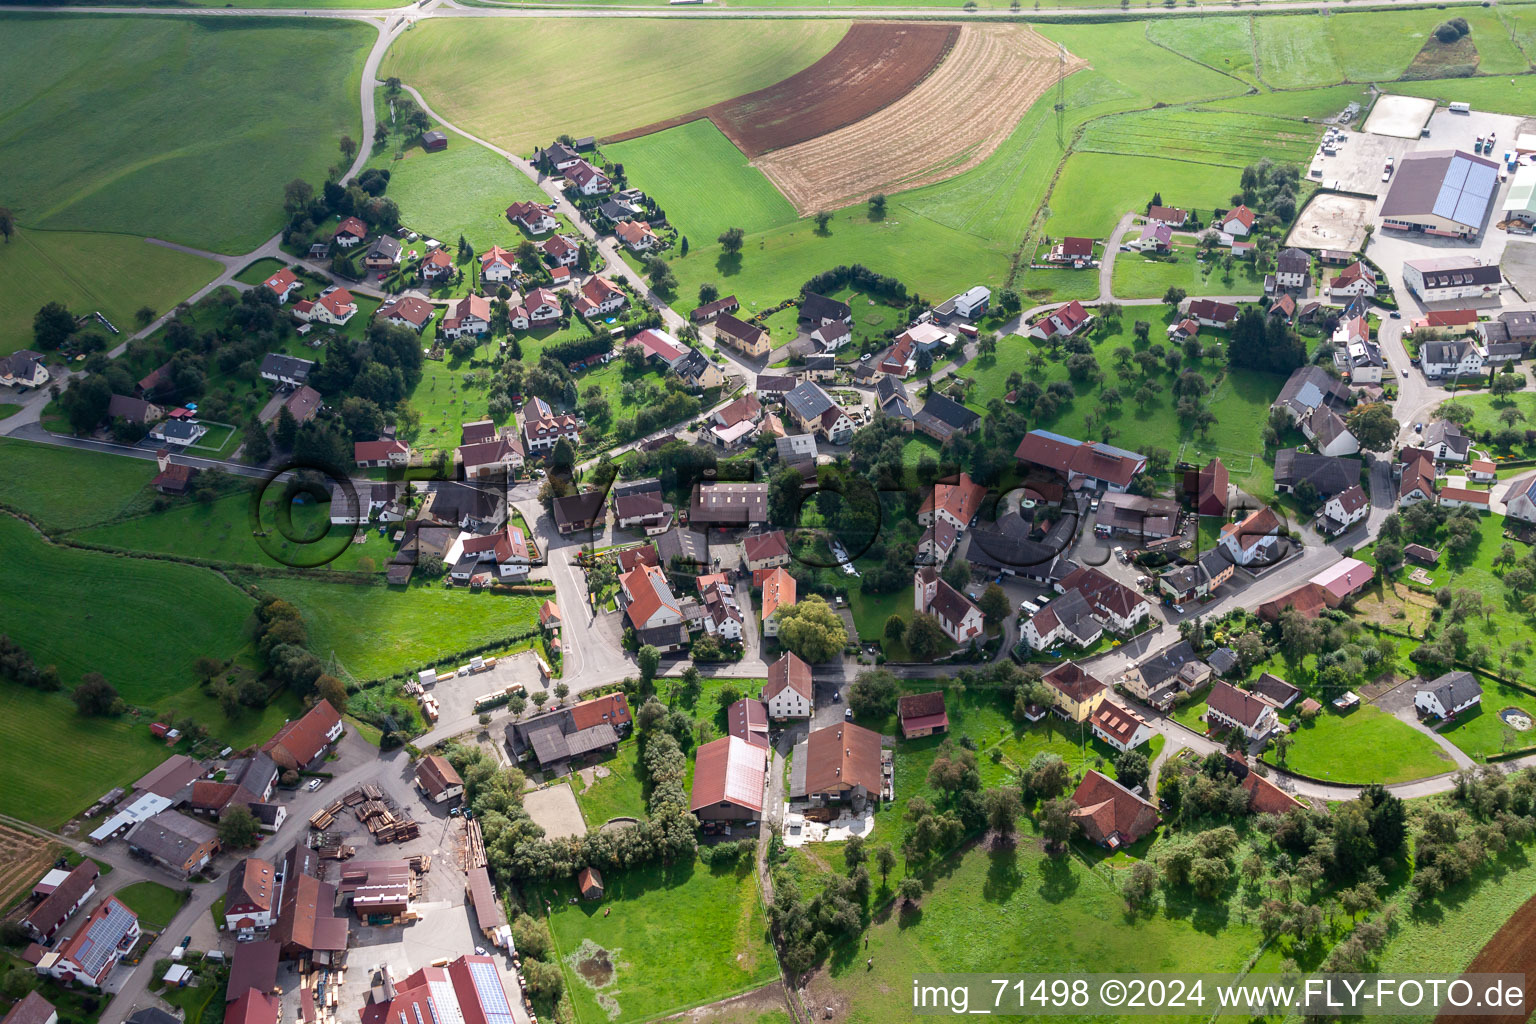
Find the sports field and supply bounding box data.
[381,20,849,154]
[0,228,220,358]
[604,120,798,243]
[0,14,370,253]
[0,516,255,701]
[249,575,543,682]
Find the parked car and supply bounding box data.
[1389,311,1402,319]
[307,778,322,792]
[844,708,853,720]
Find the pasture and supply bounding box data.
[365,117,550,252]
[1077,109,1321,170]
[1045,153,1242,239]
[248,575,542,682]
[1252,10,1433,89]
[0,228,220,358]
[0,15,370,253]
[1145,17,1260,86]
[0,515,256,702]
[380,20,849,155]
[0,681,175,828]
[529,858,776,1024]
[604,120,797,243]
[0,438,160,530]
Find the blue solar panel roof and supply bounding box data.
[76,900,137,976]
[467,961,516,1024]
[1432,154,1498,227]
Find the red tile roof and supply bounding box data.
[802,722,882,796]
[1043,662,1105,703]
[765,652,813,701]
[743,531,790,564]
[690,735,767,814]
[569,693,631,731]
[333,217,367,240]
[261,700,342,770]
[1070,770,1159,846]
[920,472,986,525]
[1090,699,1147,747]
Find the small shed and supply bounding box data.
[421,131,448,152]
[577,866,604,901]
[164,964,194,987]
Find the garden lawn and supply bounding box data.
[0,15,369,252]
[812,820,1263,1024]
[1111,243,1267,299]
[0,228,221,357]
[234,258,287,287]
[1441,390,1536,453]
[0,682,173,828]
[530,858,776,1024]
[249,576,542,682]
[364,119,549,252]
[0,515,256,701]
[0,438,160,529]
[114,881,188,930]
[1045,153,1242,239]
[605,120,797,243]
[573,740,647,827]
[381,20,848,155]
[1437,681,1536,761]
[1281,704,1455,783]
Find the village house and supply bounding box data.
[332,216,367,247]
[1049,236,1095,263]
[573,276,626,318]
[0,350,50,390]
[414,755,464,804]
[628,327,691,370]
[41,896,140,988]
[1421,338,1486,380]
[1219,505,1283,567]
[540,233,581,268]
[21,861,99,942]
[259,353,315,389]
[262,700,344,771]
[538,141,582,171]
[224,858,276,935]
[1220,205,1255,236]
[710,393,762,448]
[378,296,435,333]
[1028,299,1093,342]
[505,200,558,234]
[364,235,401,269]
[1438,483,1490,511]
[1274,247,1311,291]
[743,531,791,573]
[1041,662,1107,722]
[1090,699,1154,753]
[714,313,771,358]
[1071,771,1160,848]
[1146,205,1188,227]
[562,159,612,195]
[506,694,632,770]
[1021,589,1103,651]
[1274,448,1360,498]
[784,381,855,444]
[479,245,518,283]
[150,418,208,448]
[440,294,491,340]
[798,293,853,351]
[1158,548,1235,605]
[107,394,162,425]
[1329,260,1379,299]
[1403,255,1502,301]
[698,574,745,641]
[1190,456,1229,516]
[512,286,562,329]
[1319,483,1369,535]
[1422,420,1474,462]
[876,375,915,428]
[458,432,524,480]
[271,842,348,961]
[764,651,813,719]
[919,472,987,533]
[914,394,981,444]
[262,267,301,303]
[691,295,739,323]
[614,220,660,252]
[898,692,949,739]
[1205,681,1278,740]
[1056,565,1152,633]
[520,396,579,454]
[1094,492,1180,541]
[1415,671,1483,719]
[913,566,985,644]
[354,438,411,468]
[760,567,795,638]
[1184,298,1239,329]
[447,523,531,583]
[293,287,358,327]
[551,490,607,535]
[1500,470,1536,523]
[790,722,883,807]
[614,492,673,534]
[620,562,683,633]
[418,248,453,282]
[126,810,219,877]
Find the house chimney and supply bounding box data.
[156,447,172,473]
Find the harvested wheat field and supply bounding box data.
[0,824,57,912]
[1435,891,1536,1024]
[755,24,1084,216]
[607,23,958,156]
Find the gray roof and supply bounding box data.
[1407,258,1503,290]
[1276,365,1349,416]
[1135,641,1204,690]
[1273,448,1359,496]
[1382,151,1500,230]
[1277,248,1310,274]
[799,293,851,324]
[776,433,818,464]
[915,394,980,432]
[127,810,215,865]
[368,235,402,260]
[656,527,710,570]
[1422,670,1482,710]
[1206,647,1238,675]
[1424,420,1472,455]
[259,352,315,381]
[1422,339,1480,366]
[785,381,836,423]
[1500,310,1536,337]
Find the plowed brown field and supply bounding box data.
[755,24,1085,216]
[1435,891,1536,1024]
[604,22,957,157]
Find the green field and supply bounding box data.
[605,120,798,244]
[531,858,776,1024]
[0,515,255,701]
[1146,16,1261,86]
[1078,109,1321,170]
[233,258,287,287]
[813,821,1261,1024]
[114,881,188,929]
[573,740,648,827]
[0,228,220,357]
[363,120,550,252]
[1280,704,1455,784]
[381,19,849,155]
[1391,71,1536,117]
[0,681,173,828]
[0,15,370,254]
[1046,153,1243,239]
[1253,10,1434,89]
[1111,243,1267,300]
[250,575,542,682]
[0,439,162,529]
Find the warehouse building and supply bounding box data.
[1379,149,1500,238]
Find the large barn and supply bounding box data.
[1379,149,1500,239]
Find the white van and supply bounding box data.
[1449,101,1471,113]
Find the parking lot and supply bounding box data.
[1307,128,1414,197]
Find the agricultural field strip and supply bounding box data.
[754,23,1083,215]
[1077,109,1320,168]
[604,22,957,157]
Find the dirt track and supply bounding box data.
[1435,891,1536,1024]
[603,22,956,157]
[754,24,1085,216]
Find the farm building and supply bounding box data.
[1380,150,1500,239]
[1414,671,1482,719]
[421,130,447,151]
[690,735,768,822]
[790,722,884,808]
[577,867,604,900]
[897,691,949,739]
[1070,770,1159,848]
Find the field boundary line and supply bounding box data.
[1139,17,1259,92]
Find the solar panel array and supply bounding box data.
[1432,154,1498,228]
[467,961,517,1024]
[75,900,137,977]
